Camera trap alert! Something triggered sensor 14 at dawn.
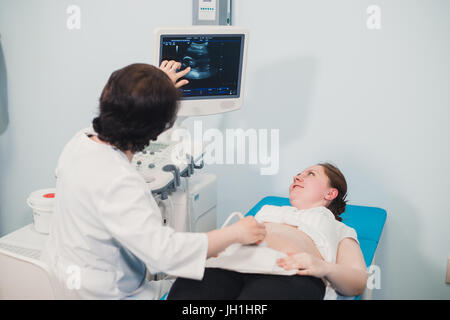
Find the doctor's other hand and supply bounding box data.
[232,216,266,245]
[159,60,191,89]
[205,216,266,258]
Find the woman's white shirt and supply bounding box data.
[41,128,208,299]
[254,205,359,264]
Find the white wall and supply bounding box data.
[0,0,449,299]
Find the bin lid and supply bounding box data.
[27,188,56,209]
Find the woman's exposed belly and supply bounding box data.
[263,222,324,260]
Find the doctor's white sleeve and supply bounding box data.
[98,173,208,280]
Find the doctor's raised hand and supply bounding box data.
[159,60,191,88]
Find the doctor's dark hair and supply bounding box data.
[318,162,348,222]
[92,63,180,153]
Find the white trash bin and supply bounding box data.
[27,188,56,234]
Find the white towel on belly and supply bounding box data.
[206,242,297,275]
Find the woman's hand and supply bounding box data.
[159,60,191,88]
[231,216,266,245]
[277,252,331,278]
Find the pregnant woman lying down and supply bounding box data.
[168,163,368,300]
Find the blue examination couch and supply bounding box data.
[245,196,387,299]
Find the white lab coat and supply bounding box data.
[41,128,208,299]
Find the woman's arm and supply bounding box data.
[323,238,368,296]
[277,238,368,297]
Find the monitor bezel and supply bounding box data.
[159,34,245,101]
[154,26,248,116]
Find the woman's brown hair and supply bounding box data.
[318,163,348,222]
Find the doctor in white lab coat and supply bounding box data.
[41,61,266,299]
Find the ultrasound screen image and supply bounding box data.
[160,35,244,99]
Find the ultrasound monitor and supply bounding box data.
[154,27,248,116]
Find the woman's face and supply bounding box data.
[289,165,337,210]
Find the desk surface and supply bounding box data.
[0,224,49,261]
